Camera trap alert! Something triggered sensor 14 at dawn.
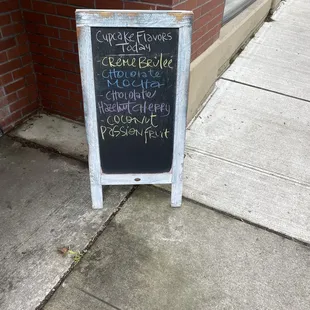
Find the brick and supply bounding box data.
[23,11,46,23]
[11,10,23,22]
[58,97,81,108]
[0,38,16,51]
[191,39,201,55]
[191,51,198,61]
[66,72,81,84]
[197,0,210,6]
[95,0,123,9]
[59,29,77,42]
[33,54,55,67]
[29,42,40,54]
[156,5,172,10]
[32,1,56,14]
[27,24,59,38]
[54,59,76,72]
[0,107,9,119]
[26,73,36,85]
[38,25,59,38]
[38,81,47,91]
[194,8,221,31]
[42,66,66,80]
[2,110,23,128]
[0,14,11,26]
[67,0,95,7]
[172,2,187,10]
[70,19,76,31]
[6,110,23,123]
[39,46,63,59]
[0,96,9,109]
[200,0,216,13]
[41,91,58,102]
[2,23,25,38]
[142,0,172,5]
[69,90,82,102]
[28,34,49,46]
[0,0,19,13]
[20,0,32,10]
[21,54,33,66]
[5,78,25,94]
[0,73,13,86]
[12,64,33,79]
[7,92,18,104]
[73,43,79,53]
[41,100,52,109]
[192,26,204,43]
[9,97,29,113]
[22,102,38,116]
[123,2,156,10]
[56,5,76,17]
[206,13,222,31]
[46,15,71,29]
[0,51,8,63]
[9,45,29,61]
[0,59,22,75]
[17,86,28,99]
[48,85,69,98]
[0,93,18,110]
[50,38,73,51]
[62,51,79,64]
[37,73,57,85]
[193,6,202,19]
[16,33,29,45]
[57,79,77,91]
[27,85,39,102]
[50,102,83,118]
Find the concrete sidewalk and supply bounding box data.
[11,0,310,244]
[44,187,310,310]
[0,136,131,310]
[183,0,310,243]
[2,0,310,309]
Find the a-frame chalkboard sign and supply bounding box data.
[76,10,193,209]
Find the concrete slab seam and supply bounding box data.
[186,146,310,189]
[35,186,138,310]
[8,135,89,164]
[76,288,123,310]
[220,77,310,104]
[165,186,310,250]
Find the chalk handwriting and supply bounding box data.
[98,101,171,117]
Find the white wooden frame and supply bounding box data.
[76,10,193,209]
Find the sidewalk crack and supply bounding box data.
[76,287,123,310]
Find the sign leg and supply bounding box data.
[171,182,183,207]
[90,182,103,209]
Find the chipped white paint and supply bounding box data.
[76,10,193,209]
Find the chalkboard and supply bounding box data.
[76,10,193,208]
[91,27,179,174]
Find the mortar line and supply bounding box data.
[220,77,310,104]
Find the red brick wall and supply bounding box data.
[0,0,39,133]
[1,0,225,125]
[123,0,172,10]
[173,0,225,60]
